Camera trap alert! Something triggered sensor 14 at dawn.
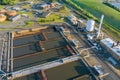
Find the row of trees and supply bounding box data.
[0,0,16,5]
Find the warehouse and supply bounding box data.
[101,38,120,62]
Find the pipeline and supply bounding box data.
[40,69,47,80]
[39,41,45,51]
[41,32,47,41]
[66,45,74,55]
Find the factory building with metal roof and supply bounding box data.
[101,38,120,61]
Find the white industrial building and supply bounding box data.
[111,2,120,9]
[40,4,50,10]
[101,38,120,61]
[86,20,95,32]
[9,14,21,22]
[67,14,77,25]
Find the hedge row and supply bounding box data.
[63,0,95,20]
[103,2,120,12]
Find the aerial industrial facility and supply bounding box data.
[101,38,120,62]
[0,25,95,80]
[0,0,120,80]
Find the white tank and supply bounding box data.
[86,20,95,32]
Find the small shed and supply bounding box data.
[40,4,50,10]
[9,14,21,22]
[68,14,78,25]
[41,12,51,18]
[0,9,7,14]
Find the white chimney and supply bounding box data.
[96,15,104,38]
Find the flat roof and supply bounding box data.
[101,38,120,57]
[41,4,49,7]
[111,3,120,9]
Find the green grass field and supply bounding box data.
[0,5,4,9]
[71,0,120,32]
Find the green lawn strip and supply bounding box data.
[37,13,64,24]
[59,5,70,16]
[18,11,33,18]
[16,20,34,28]
[0,21,11,24]
[0,21,34,31]
[0,28,14,31]
[21,4,31,9]
[0,5,4,9]
[103,2,120,12]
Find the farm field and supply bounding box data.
[70,0,120,32]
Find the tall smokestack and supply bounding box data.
[116,41,119,46]
[96,15,104,38]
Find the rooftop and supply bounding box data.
[41,11,51,18]
[41,4,49,8]
[68,14,77,20]
[101,38,120,56]
[111,2,120,9]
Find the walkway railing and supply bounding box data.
[0,38,5,70]
[12,55,80,79]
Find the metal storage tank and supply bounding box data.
[86,19,95,32]
[7,10,17,17]
[0,14,7,22]
[0,9,7,14]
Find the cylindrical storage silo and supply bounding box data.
[0,9,7,14]
[86,19,95,32]
[7,10,17,17]
[0,14,7,22]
